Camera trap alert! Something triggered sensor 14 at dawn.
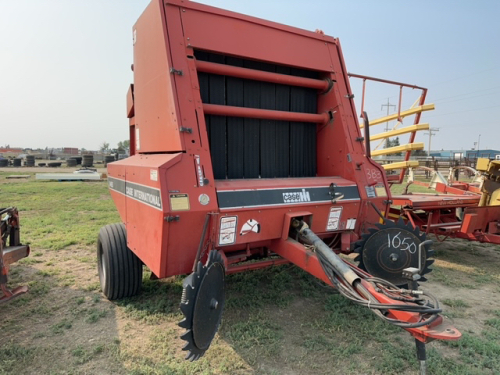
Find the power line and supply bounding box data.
[430,66,499,88]
[432,85,500,102]
[436,122,496,128]
[436,91,500,105]
[425,104,500,118]
[352,67,500,105]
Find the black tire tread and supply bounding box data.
[97,223,142,300]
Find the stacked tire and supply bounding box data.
[26,155,35,167]
[13,158,22,167]
[82,155,94,167]
[67,158,77,167]
[0,159,8,167]
[104,155,115,167]
[73,156,82,165]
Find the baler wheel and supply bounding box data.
[178,250,225,361]
[353,218,435,286]
[97,223,142,300]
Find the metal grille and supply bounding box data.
[195,51,318,179]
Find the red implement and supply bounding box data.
[0,207,29,303]
[97,0,462,366]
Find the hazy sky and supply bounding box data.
[1,0,499,151]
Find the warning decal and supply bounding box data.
[346,218,357,230]
[326,207,342,231]
[170,194,190,211]
[365,186,376,198]
[219,216,237,245]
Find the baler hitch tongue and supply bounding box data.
[292,219,460,374]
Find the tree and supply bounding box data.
[384,137,390,149]
[385,137,402,156]
[100,141,110,152]
[117,140,130,151]
[411,149,428,157]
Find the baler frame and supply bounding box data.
[99,0,462,369]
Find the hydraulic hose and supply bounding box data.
[292,220,442,329]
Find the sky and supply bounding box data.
[1,0,499,152]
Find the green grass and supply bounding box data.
[442,298,470,308]
[0,344,38,375]
[2,175,500,374]
[85,307,108,323]
[390,177,438,195]
[0,176,119,250]
[50,319,73,334]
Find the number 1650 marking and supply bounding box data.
[387,232,417,254]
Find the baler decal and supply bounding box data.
[170,194,190,211]
[219,216,237,245]
[108,177,163,210]
[217,186,360,209]
[283,188,311,203]
[326,206,342,231]
[365,186,376,198]
[240,219,261,236]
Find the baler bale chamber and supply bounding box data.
[108,0,390,280]
[97,0,460,366]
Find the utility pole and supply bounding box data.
[477,134,481,157]
[381,98,396,148]
[424,128,439,156]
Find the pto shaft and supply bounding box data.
[293,220,359,286]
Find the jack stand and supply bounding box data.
[415,339,427,375]
[402,267,427,375]
[402,239,433,375]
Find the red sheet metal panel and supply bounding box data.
[462,206,500,237]
[392,194,480,210]
[178,5,335,72]
[132,0,183,153]
[108,154,183,277]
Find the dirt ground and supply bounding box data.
[1,173,500,374]
[5,240,500,375]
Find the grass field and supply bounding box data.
[1,171,500,374]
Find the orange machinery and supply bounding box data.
[97,0,460,369]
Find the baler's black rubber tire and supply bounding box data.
[97,223,142,300]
